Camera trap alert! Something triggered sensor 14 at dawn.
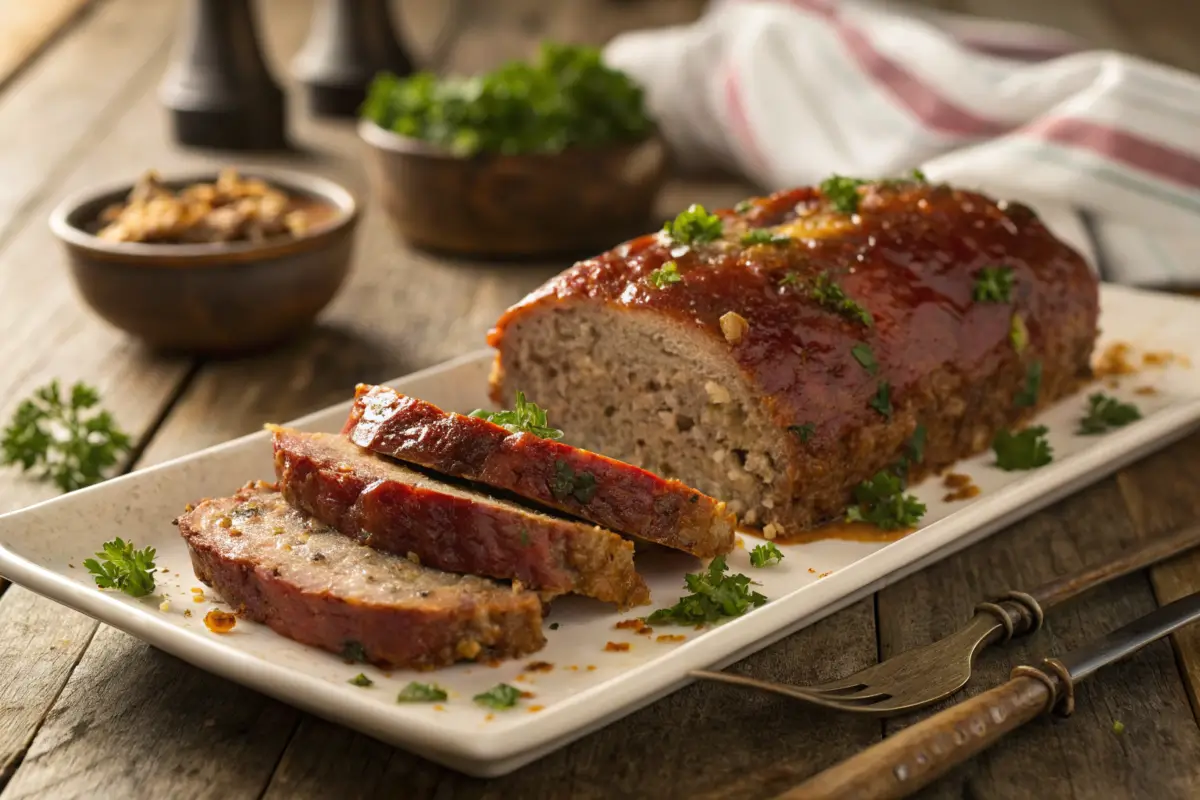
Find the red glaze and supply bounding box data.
[489,182,1098,449]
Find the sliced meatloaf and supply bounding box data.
[177,482,545,669]
[342,384,735,558]
[271,427,650,609]
[487,179,1099,534]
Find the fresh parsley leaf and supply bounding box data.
[741,229,790,246]
[907,424,926,465]
[869,382,892,419]
[812,272,873,327]
[549,622,560,631]
[910,168,928,182]
[1078,393,1141,435]
[397,681,448,703]
[845,471,925,530]
[474,683,521,710]
[662,204,723,245]
[549,460,597,504]
[1010,312,1028,353]
[779,271,802,289]
[993,426,1053,470]
[469,391,563,440]
[749,542,784,567]
[819,175,868,214]
[1,380,132,493]
[973,266,1014,303]
[646,555,767,626]
[349,673,374,687]
[734,200,754,214]
[1015,361,1042,408]
[788,422,815,442]
[646,260,683,289]
[82,537,156,597]
[341,640,368,663]
[851,343,879,374]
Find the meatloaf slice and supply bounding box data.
[271,427,650,609]
[487,180,1099,534]
[342,384,735,558]
[177,482,545,669]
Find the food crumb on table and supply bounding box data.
[604,642,631,652]
[204,608,237,633]
[656,634,686,643]
[524,661,553,672]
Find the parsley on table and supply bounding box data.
[788,422,815,442]
[397,682,448,703]
[993,426,1053,470]
[741,229,790,246]
[851,343,879,374]
[973,266,1014,303]
[1010,313,1028,353]
[845,471,925,530]
[549,460,597,504]
[646,555,767,626]
[869,382,892,419]
[474,683,521,710]
[1078,393,1141,435]
[83,537,156,597]
[812,272,873,327]
[1015,361,1042,408]
[662,204,723,245]
[361,43,652,156]
[470,391,563,440]
[645,260,683,289]
[819,175,868,214]
[349,673,374,687]
[1,380,132,493]
[749,542,784,567]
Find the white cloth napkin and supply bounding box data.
[604,0,1200,286]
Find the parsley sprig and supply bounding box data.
[1078,393,1141,435]
[846,471,925,530]
[646,556,767,626]
[662,204,723,245]
[973,266,1014,303]
[646,260,682,289]
[2,380,132,493]
[83,537,157,597]
[749,542,784,567]
[819,170,927,214]
[470,391,563,440]
[993,426,1053,470]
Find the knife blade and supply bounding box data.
[778,590,1200,800]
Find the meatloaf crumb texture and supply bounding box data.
[178,482,546,669]
[342,384,735,558]
[271,427,650,609]
[487,182,1099,534]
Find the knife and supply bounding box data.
[777,590,1200,800]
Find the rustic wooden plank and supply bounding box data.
[0,0,94,92]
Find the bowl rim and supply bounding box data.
[48,167,359,261]
[356,118,662,160]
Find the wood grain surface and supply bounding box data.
[0,0,1199,798]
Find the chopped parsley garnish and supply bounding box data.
[909,168,928,182]
[907,424,927,465]
[851,343,879,374]
[1014,361,1042,408]
[845,471,925,530]
[83,537,156,597]
[397,681,448,703]
[662,204,723,245]
[819,175,868,214]
[549,622,560,630]
[470,391,563,440]
[734,200,754,214]
[741,229,790,246]
[549,460,597,504]
[341,640,367,663]
[519,528,531,547]
[749,542,784,567]
[779,271,802,289]
[645,260,682,289]
[349,673,374,687]
[1010,312,1028,353]
[812,272,873,327]
[1078,393,1141,435]
[869,382,892,419]
[973,266,1014,303]
[646,555,767,626]
[2,380,132,493]
[474,683,521,710]
[993,426,1053,470]
[788,422,815,442]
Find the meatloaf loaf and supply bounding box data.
[487,179,1099,534]
[178,482,546,668]
[342,384,735,558]
[271,427,650,608]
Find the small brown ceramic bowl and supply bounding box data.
[49,170,359,355]
[358,120,668,258]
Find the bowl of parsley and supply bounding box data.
[358,43,666,257]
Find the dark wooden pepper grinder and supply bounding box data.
[159,0,288,151]
[291,0,414,118]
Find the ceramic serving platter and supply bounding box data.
[1,284,1198,777]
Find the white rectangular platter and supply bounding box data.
[2,284,1199,778]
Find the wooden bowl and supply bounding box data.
[49,170,359,355]
[358,120,668,257]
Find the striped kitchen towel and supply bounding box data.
[604,0,1200,286]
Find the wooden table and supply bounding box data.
[1,1,1199,797]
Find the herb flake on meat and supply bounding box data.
[83,537,157,597]
[993,426,1053,470]
[788,423,815,442]
[973,266,1014,303]
[1014,361,1042,408]
[645,260,683,289]
[645,555,767,626]
[662,204,723,245]
[819,175,868,214]
[474,683,521,710]
[1010,312,1029,353]
[845,472,925,530]
[470,391,563,440]
[734,200,754,214]
[341,640,368,663]
[549,460,597,504]
[741,229,790,246]
[779,271,803,289]
[1078,393,1141,435]
[869,381,893,419]
[812,272,873,327]
[398,682,448,703]
[749,542,784,567]
[851,343,879,375]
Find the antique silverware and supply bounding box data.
[781,589,1200,799]
[693,522,1200,716]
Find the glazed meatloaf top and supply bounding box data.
[342,385,735,558]
[488,180,1098,453]
[178,483,545,669]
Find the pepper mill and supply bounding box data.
[159,0,288,151]
[291,0,415,118]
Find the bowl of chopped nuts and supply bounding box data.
[49,168,359,355]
